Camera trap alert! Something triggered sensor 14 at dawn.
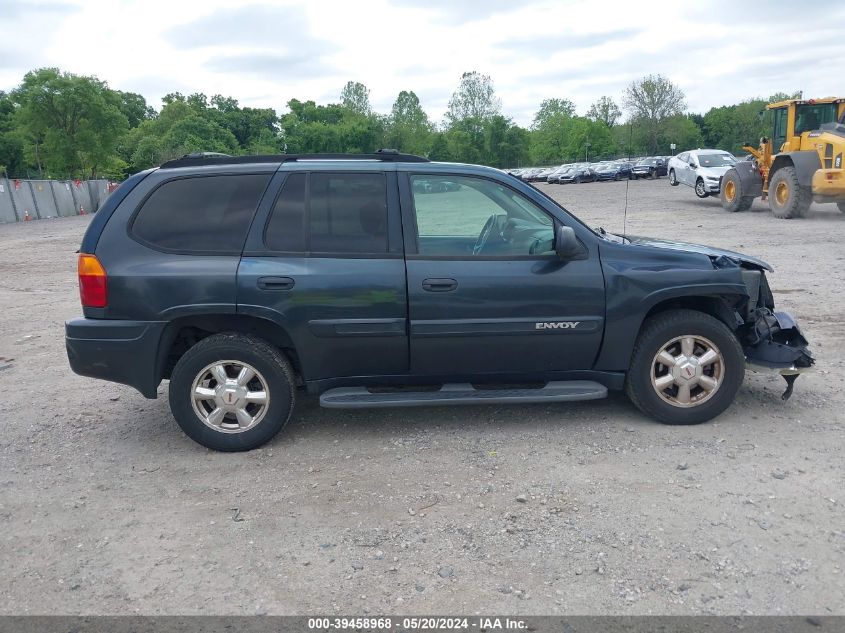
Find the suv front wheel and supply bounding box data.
[625,310,744,425]
[169,333,296,451]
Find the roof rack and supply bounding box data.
[160,149,429,169]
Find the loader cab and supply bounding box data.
[769,99,845,153]
[794,102,837,135]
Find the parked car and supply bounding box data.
[594,162,632,181]
[560,165,597,183]
[668,150,738,198]
[547,167,573,184]
[66,150,813,451]
[632,157,667,179]
[531,167,557,182]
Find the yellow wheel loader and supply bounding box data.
[721,97,845,218]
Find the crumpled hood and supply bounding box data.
[625,235,773,271]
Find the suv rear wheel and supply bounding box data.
[625,310,744,425]
[169,333,296,451]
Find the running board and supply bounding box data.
[319,381,607,409]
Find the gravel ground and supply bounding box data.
[0,178,843,616]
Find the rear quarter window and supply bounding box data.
[131,174,270,253]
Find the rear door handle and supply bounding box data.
[257,276,295,290]
[422,278,458,292]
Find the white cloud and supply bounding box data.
[1,0,843,126]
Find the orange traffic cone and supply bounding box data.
[79,205,86,215]
[23,211,32,221]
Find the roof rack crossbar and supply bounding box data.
[160,150,429,169]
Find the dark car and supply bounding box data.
[559,165,596,183]
[632,157,667,179]
[594,162,633,181]
[66,150,814,451]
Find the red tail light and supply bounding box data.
[78,254,107,308]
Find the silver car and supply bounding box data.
[668,150,737,198]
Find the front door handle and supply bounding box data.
[422,278,458,292]
[257,276,295,290]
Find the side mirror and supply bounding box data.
[689,162,697,168]
[555,225,582,260]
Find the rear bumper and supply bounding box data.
[66,318,167,398]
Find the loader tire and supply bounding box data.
[769,166,811,219]
[720,168,755,212]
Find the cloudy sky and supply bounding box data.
[1,0,843,126]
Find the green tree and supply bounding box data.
[160,116,239,158]
[385,90,433,156]
[529,114,573,164]
[483,115,529,167]
[586,96,621,128]
[340,81,372,116]
[281,99,380,154]
[531,98,575,129]
[11,68,128,178]
[115,90,155,128]
[0,91,24,177]
[624,74,686,154]
[446,72,501,130]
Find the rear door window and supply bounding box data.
[262,172,389,255]
[131,174,270,253]
[309,173,388,254]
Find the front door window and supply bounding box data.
[409,175,554,257]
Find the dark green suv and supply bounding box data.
[66,151,814,451]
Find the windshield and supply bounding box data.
[697,154,735,167]
[794,103,837,135]
[636,159,656,166]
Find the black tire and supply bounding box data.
[575,176,582,184]
[668,169,678,186]
[168,333,296,451]
[624,309,744,425]
[769,166,811,219]
[694,178,709,198]
[838,202,845,214]
[720,168,755,212]
[614,173,620,181]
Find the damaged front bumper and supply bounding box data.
[743,310,815,400]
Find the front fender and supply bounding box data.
[594,282,747,371]
[595,241,750,371]
[772,151,821,188]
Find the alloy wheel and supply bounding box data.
[191,360,270,433]
[650,335,724,408]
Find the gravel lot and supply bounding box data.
[1,178,843,616]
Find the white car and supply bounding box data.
[668,150,737,198]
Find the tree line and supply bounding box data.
[0,67,799,179]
